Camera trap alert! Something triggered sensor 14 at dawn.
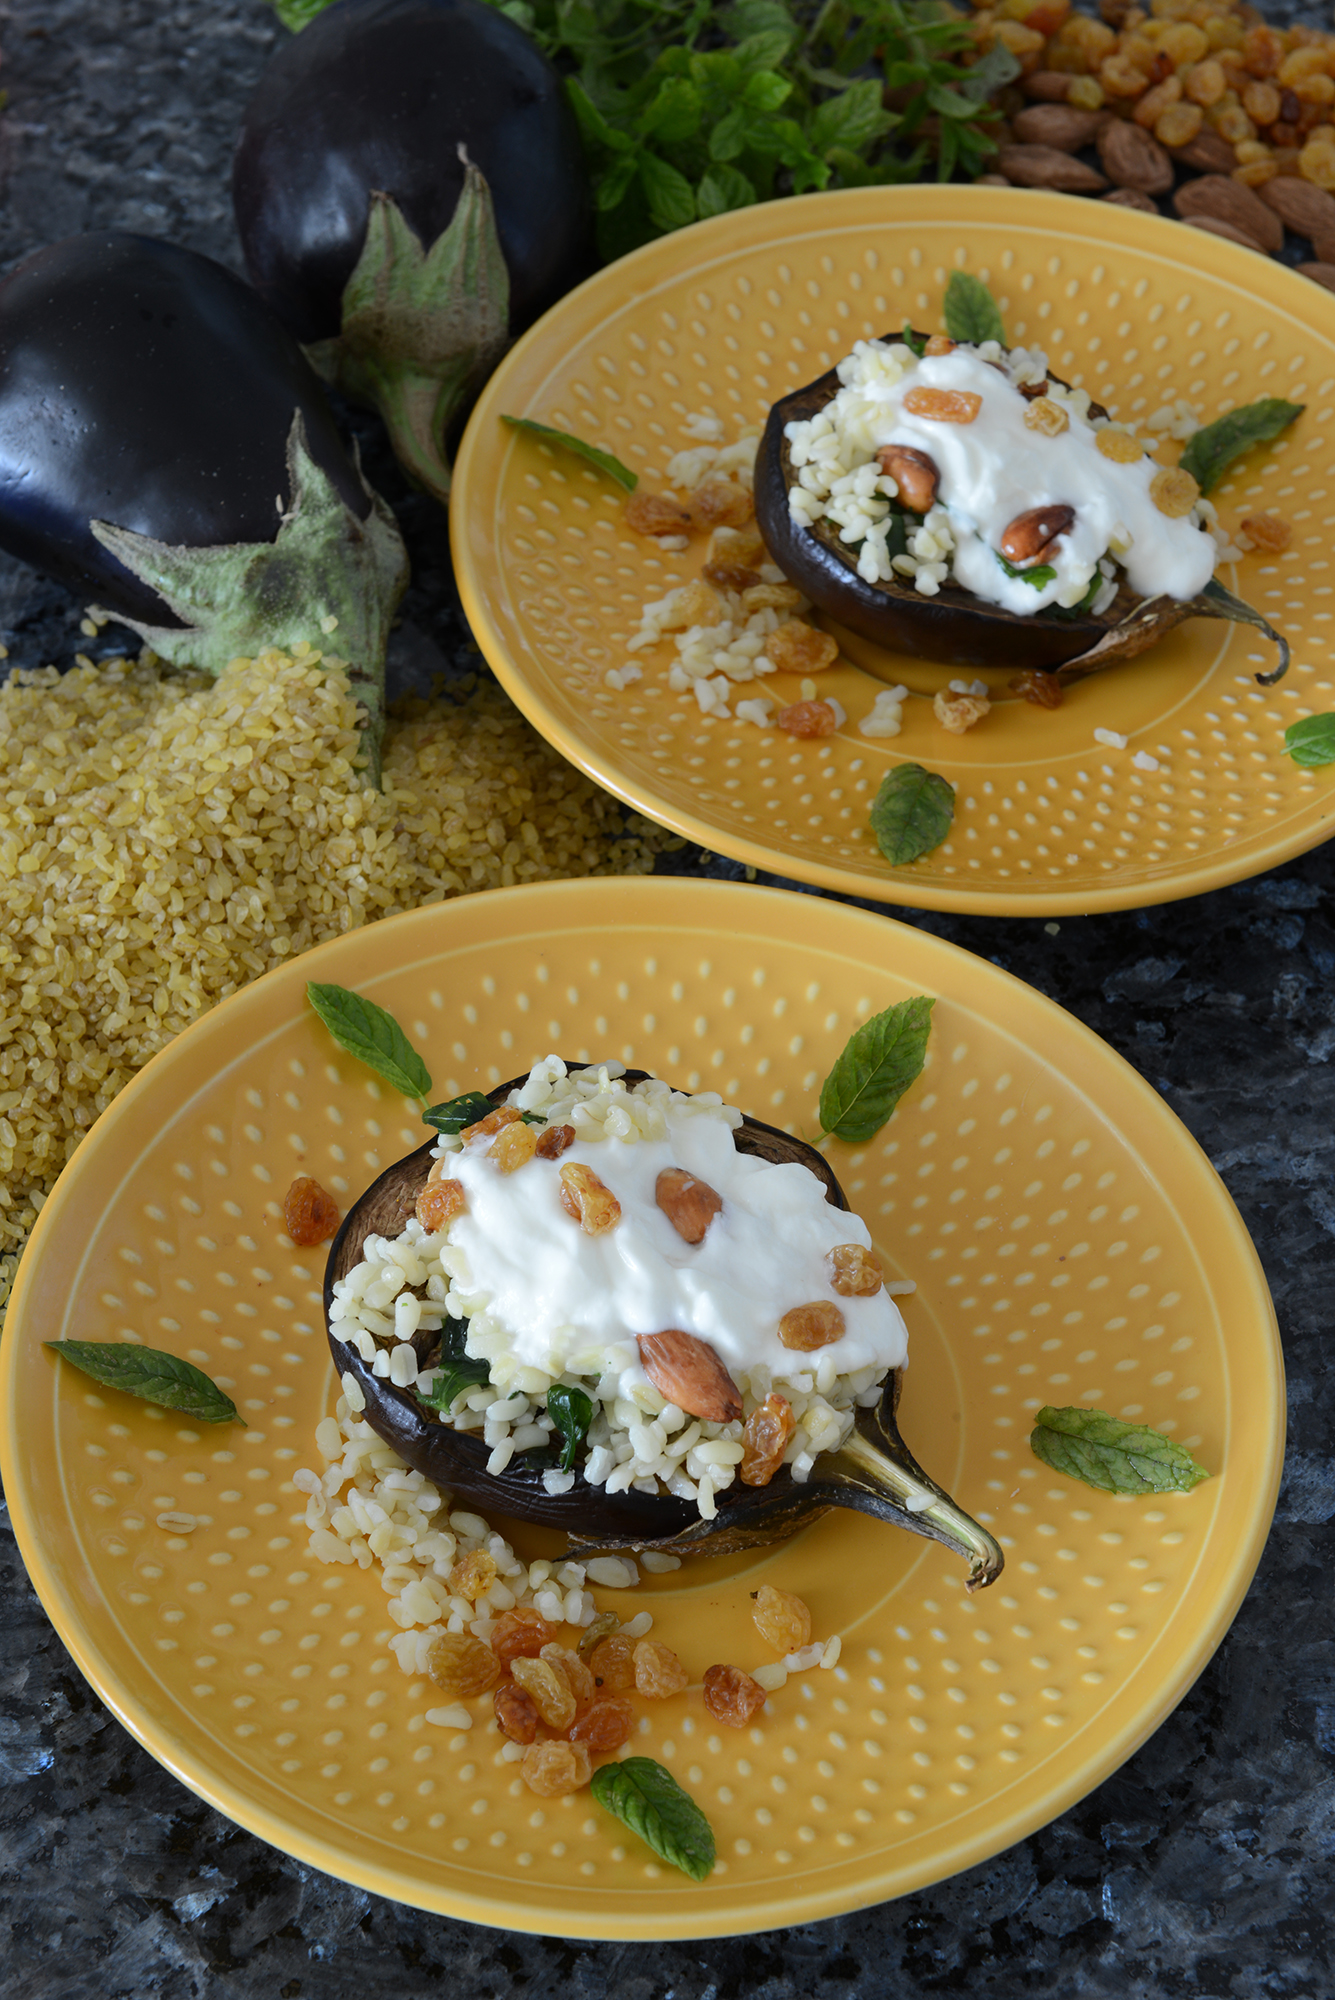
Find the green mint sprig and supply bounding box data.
[1030,1406,1211,1496]
[307,983,433,1100]
[1283,714,1335,768]
[1177,397,1304,496]
[819,995,934,1143]
[547,1383,595,1471]
[942,270,1004,346]
[422,1091,501,1136]
[997,551,1057,591]
[502,416,638,491]
[590,1756,716,1880]
[46,1342,244,1425]
[870,762,955,866]
[415,1317,491,1414]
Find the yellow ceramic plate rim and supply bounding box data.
[1,879,1284,1936]
[452,186,1335,917]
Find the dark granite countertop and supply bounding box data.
[1,3,1332,1992]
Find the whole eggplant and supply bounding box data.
[233,0,595,346]
[0,231,372,626]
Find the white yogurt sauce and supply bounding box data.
[440,1102,908,1400]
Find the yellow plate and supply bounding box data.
[1,878,1281,1935]
[452,186,1335,915]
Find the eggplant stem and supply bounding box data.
[307,157,510,507]
[830,1427,1004,1592]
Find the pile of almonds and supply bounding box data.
[971,0,1335,294]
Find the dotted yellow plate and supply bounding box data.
[452,186,1335,914]
[1,878,1281,1936]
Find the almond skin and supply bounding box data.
[874,443,939,513]
[1102,188,1159,214]
[1000,504,1076,565]
[1259,174,1335,241]
[1182,215,1266,256]
[1012,103,1104,151]
[996,144,1108,193]
[1097,120,1173,195]
[655,1166,724,1245]
[1022,71,1076,103]
[637,1329,743,1422]
[1173,175,1283,253]
[1299,263,1335,296]
[1169,130,1238,176]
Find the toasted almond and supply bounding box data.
[1299,262,1335,296]
[1312,230,1335,267]
[637,1329,744,1422]
[1012,104,1104,151]
[1169,129,1238,175]
[655,1165,724,1244]
[875,443,940,513]
[1022,71,1075,103]
[1259,174,1335,240]
[1097,120,1173,195]
[1183,214,1266,255]
[1000,504,1075,564]
[1173,174,1283,253]
[996,144,1109,193]
[1101,187,1159,213]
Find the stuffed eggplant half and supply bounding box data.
[325,1058,1003,1590]
[754,332,1290,686]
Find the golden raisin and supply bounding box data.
[1024,396,1070,436]
[511,1655,577,1730]
[540,1642,596,1715]
[826,1243,884,1297]
[739,1393,797,1488]
[1150,465,1200,517]
[1095,427,1146,463]
[670,578,725,629]
[702,558,763,591]
[535,1122,576,1160]
[491,1607,562,1669]
[569,1697,636,1753]
[922,333,957,356]
[426,1632,501,1697]
[623,490,694,536]
[448,1550,497,1601]
[1240,512,1292,551]
[520,1738,592,1796]
[708,525,766,568]
[1010,668,1065,709]
[687,474,754,530]
[751,1583,812,1655]
[703,1663,768,1728]
[634,1639,690,1698]
[740,582,804,613]
[416,1177,465,1231]
[1155,101,1204,145]
[766,620,839,675]
[778,1300,846,1350]
[490,1121,538,1173]
[902,385,983,424]
[493,1681,540,1743]
[588,1634,637,1692]
[283,1176,340,1246]
[777,699,838,739]
[558,1161,622,1234]
[576,1612,622,1660]
[461,1104,521,1145]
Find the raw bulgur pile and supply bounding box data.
[0,647,671,1255]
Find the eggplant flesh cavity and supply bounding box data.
[754,342,1287,687]
[324,1068,1004,1592]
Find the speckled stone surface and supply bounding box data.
[0,3,1333,1993]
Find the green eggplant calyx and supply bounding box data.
[89,412,408,786]
[307,154,510,507]
[832,1426,1004,1593]
[1058,577,1289,689]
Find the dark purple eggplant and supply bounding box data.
[324,1069,1004,1591]
[232,0,595,502]
[754,344,1289,689]
[0,231,408,774]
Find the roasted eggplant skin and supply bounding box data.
[233,0,595,346]
[0,232,369,627]
[324,1069,848,1541]
[755,345,1130,673]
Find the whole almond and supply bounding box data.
[1013,104,1103,151]
[1023,71,1075,102]
[1097,120,1173,195]
[1183,215,1266,255]
[1299,262,1335,295]
[1102,187,1159,213]
[637,1329,743,1423]
[996,144,1109,194]
[1174,174,1283,253]
[875,443,940,513]
[1259,174,1335,241]
[1313,230,1335,266]
[1170,130,1238,175]
[655,1165,724,1244]
[1000,504,1076,564]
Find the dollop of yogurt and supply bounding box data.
[438,1095,908,1402]
[785,337,1217,615]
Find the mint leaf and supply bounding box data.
[1178,397,1304,496]
[547,1383,595,1471]
[501,416,638,492]
[1030,1406,1211,1495]
[590,1757,716,1881]
[306,983,432,1099]
[272,0,333,27]
[422,1090,498,1136]
[942,271,1004,346]
[415,1317,491,1414]
[900,322,927,358]
[697,165,757,218]
[46,1342,243,1425]
[870,763,955,866]
[639,152,697,232]
[819,996,934,1143]
[1284,713,1335,767]
[997,551,1057,590]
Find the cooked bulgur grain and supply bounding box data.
[0,648,671,1252]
